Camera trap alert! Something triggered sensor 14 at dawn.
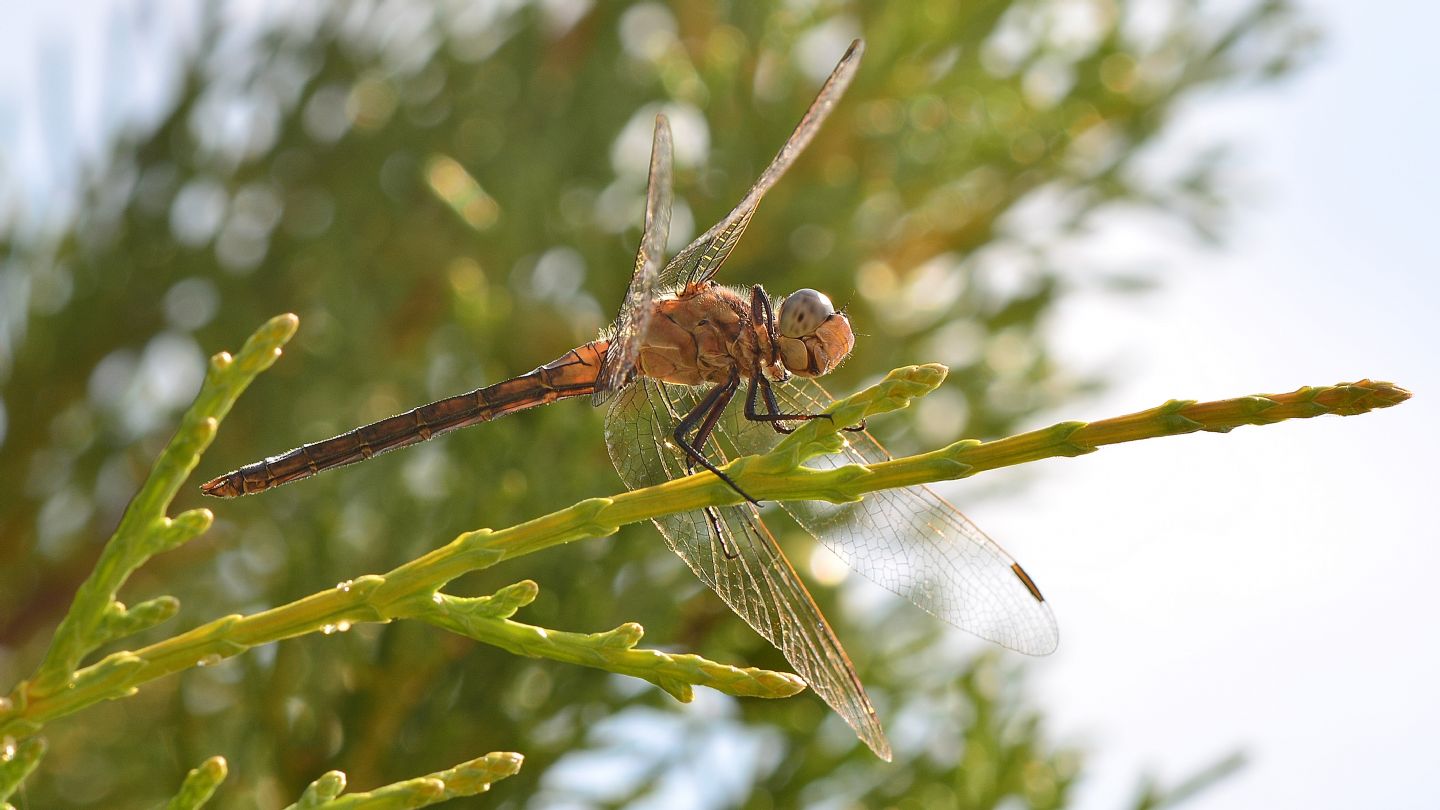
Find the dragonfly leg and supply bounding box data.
[750,285,783,369]
[673,368,759,505]
[745,373,834,435]
[703,505,739,560]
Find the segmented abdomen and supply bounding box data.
[201,341,608,497]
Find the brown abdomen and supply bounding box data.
[200,341,608,497]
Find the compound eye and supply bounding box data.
[778,289,835,338]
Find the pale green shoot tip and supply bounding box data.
[164,756,227,810]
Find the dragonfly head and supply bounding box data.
[775,289,854,378]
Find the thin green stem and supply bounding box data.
[857,376,1413,494]
[407,581,804,702]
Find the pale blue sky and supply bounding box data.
[2,2,1434,808]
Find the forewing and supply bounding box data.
[660,39,864,290]
[722,378,1060,655]
[594,114,674,405]
[604,379,891,760]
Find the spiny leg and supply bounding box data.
[750,285,783,368]
[674,373,751,559]
[672,368,758,507]
[745,373,832,435]
[703,505,737,560]
[655,385,738,559]
[754,373,870,432]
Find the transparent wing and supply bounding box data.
[604,378,891,760]
[659,39,864,290]
[726,377,1060,655]
[594,114,674,404]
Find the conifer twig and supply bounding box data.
[24,314,297,701]
[283,752,523,809]
[408,581,805,702]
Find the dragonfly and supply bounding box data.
[202,39,1057,760]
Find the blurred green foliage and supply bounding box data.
[0,1,1311,807]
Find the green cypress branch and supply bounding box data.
[408,582,805,702]
[25,314,297,696]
